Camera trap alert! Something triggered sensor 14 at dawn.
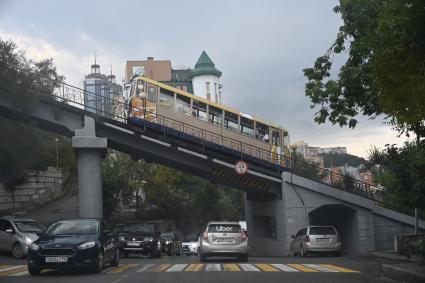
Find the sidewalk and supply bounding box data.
[373,252,425,283]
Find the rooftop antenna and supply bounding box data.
[91,53,100,74]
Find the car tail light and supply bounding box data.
[241,232,247,242]
[203,232,208,241]
[304,235,310,243]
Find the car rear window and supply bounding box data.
[208,224,241,233]
[309,227,336,235]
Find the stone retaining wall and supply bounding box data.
[0,166,64,215]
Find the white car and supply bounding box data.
[199,221,248,262]
[181,237,199,256]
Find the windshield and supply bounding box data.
[14,221,45,233]
[208,224,241,233]
[309,227,336,235]
[123,223,154,234]
[161,233,172,240]
[45,220,99,235]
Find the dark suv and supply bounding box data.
[119,222,161,258]
[160,231,182,256]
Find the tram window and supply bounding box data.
[146,84,157,103]
[176,94,191,116]
[224,111,239,132]
[193,100,207,121]
[136,80,145,98]
[158,88,174,109]
[240,116,254,137]
[256,123,269,143]
[272,130,280,146]
[208,106,222,126]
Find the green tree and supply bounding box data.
[303,0,425,140]
[368,142,425,212]
[0,38,73,188]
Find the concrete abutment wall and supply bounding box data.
[244,172,423,256]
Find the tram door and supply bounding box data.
[145,84,158,122]
[129,79,145,119]
[271,129,282,165]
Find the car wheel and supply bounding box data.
[92,251,104,273]
[28,267,42,275]
[200,254,206,262]
[239,254,248,262]
[333,251,341,257]
[111,248,120,267]
[12,243,24,259]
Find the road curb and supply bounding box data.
[381,263,425,283]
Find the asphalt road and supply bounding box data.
[0,252,396,283]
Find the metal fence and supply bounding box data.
[5,66,418,216]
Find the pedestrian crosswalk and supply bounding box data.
[0,263,359,277]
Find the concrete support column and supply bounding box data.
[72,116,107,218]
[245,193,288,256]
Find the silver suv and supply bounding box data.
[290,226,341,257]
[0,218,45,258]
[199,221,248,262]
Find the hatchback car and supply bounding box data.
[27,218,120,275]
[290,226,341,256]
[118,221,161,258]
[0,218,45,258]
[199,222,248,262]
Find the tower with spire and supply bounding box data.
[190,51,222,103]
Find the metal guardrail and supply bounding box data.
[3,65,415,215]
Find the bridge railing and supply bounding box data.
[6,66,414,215]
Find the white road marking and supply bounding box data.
[166,264,187,272]
[136,264,155,273]
[270,264,300,272]
[303,264,339,272]
[9,270,29,276]
[205,264,221,271]
[0,265,25,272]
[239,264,260,271]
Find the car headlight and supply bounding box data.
[24,236,33,245]
[119,236,125,241]
[191,243,197,248]
[77,241,96,250]
[29,244,40,251]
[144,237,154,241]
[165,240,171,244]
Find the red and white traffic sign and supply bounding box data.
[234,160,248,175]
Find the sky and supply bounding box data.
[0,0,410,157]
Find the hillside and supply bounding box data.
[320,152,369,168]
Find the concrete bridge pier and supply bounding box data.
[72,116,107,218]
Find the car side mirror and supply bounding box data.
[5,228,13,234]
[291,235,295,238]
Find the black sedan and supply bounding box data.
[27,218,120,275]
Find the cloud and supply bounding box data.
[0,30,126,86]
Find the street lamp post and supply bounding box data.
[54,138,59,169]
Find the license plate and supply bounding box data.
[217,238,232,242]
[316,238,329,242]
[45,257,68,263]
[127,242,140,247]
